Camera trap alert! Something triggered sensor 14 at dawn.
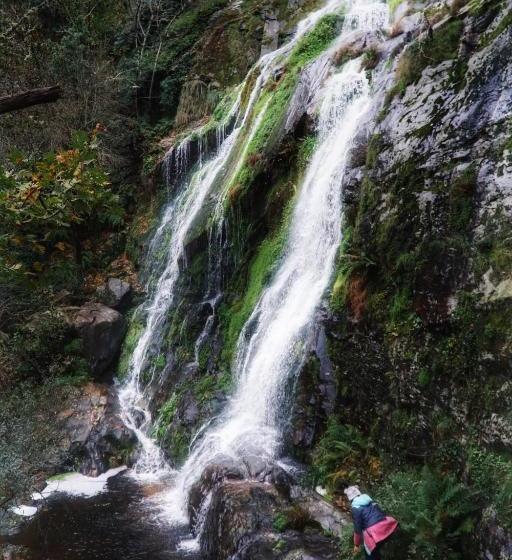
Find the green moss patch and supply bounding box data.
[387,18,464,102]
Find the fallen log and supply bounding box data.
[0,85,62,115]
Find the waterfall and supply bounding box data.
[163,0,388,524]
[117,0,350,478]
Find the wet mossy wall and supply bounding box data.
[310,5,512,556]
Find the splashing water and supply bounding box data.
[164,62,377,529]
[117,0,351,478]
[344,0,389,31]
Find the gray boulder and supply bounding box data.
[97,277,132,310]
[73,303,126,377]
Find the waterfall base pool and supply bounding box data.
[5,473,199,560]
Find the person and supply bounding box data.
[344,485,398,559]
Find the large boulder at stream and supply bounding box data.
[72,303,126,378]
[199,479,341,560]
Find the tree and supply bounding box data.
[0,86,62,115]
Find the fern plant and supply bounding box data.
[311,419,374,490]
[377,467,480,559]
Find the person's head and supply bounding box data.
[344,485,361,502]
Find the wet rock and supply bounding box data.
[290,486,349,535]
[72,303,126,377]
[97,278,132,310]
[474,507,512,560]
[234,531,341,560]
[182,395,200,426]
[289,323,336,453]
[199,479,340,560]
[261,10,280,57]
[188,461,244,528]
[200,480,286,558]
[60,383,136,476]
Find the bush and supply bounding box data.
[311,420,378,492]
[467,447,512,528]
[0,129,123,273]
[1,308,90,386]
[376,467,480,559]
[0,380,76,510]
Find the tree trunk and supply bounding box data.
[0,86,62,115]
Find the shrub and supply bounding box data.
[311,420,377,492]
[0,129,123,273]
[467,447,512,528]
[376,467,480,559]
[0,379,76,510]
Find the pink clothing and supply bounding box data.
[361,516,398,552]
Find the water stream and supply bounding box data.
[163,58,374,529]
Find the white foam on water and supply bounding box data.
[31,466,127,500]
[11,505,38,517]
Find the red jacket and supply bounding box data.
[354,516,398,551]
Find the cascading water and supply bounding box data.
[117,0,351,478]
[164,0,388,525]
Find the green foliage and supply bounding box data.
[311,419,376,492]
[376,467,480,559]
[273,512,289,532]
[362,47,380,71]
[339,524,358,558]
[449,166,477,232]
[467,447,512,528]
[417,368,431,387]
[388,19,464,101]
[229,13,341,196]
[221,202,293,363]
[118,316,144,378]
[273,506,315,533]
[213,87,240,122]
[288,14,341,67]
[297,135,317,173]
[153,393,179,441]
[192,372,232,403]
[387,0,405,15]
[330,226,356,312]
[0,130,123,273]
[118,0,229,120]
[0,379,75,508]
[1,309,90,385]
[479,8,512,47]
[388,288,414,327]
